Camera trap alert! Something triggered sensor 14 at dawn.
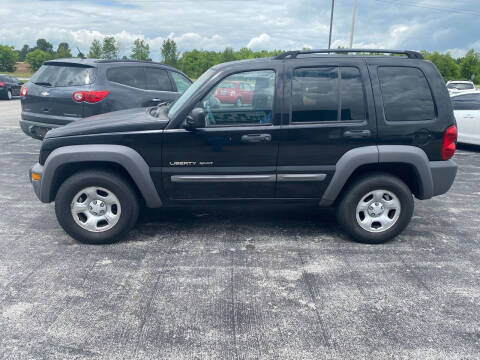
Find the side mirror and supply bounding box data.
[185,107,206,130]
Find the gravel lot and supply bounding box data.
[1,99,479,359]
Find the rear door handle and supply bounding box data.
[241,133,272,143]
[152,98,161,102]
[343,130,371,138]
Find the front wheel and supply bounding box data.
[235,97,242,107]
[336,172,414,244]
[55,170,139,244]
[7,90,12,100]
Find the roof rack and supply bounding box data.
[273,49,424,60]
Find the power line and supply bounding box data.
[375,0,480,16]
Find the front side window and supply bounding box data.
[171,72,191,93]
[145,68,173,91]
[31,65,96,87]
[378,66,435,121]
[107,67,146,89]
[201,70,275,126]
[452,93,480,110]
[292,66,365,123]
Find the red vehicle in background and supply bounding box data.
[214,81,254,106]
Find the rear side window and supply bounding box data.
[30,65,96,87]
[452,93,480,110]
[145,68,173,91]
[107,67,146,89]
[378,67,435,121]
[170,72,191,93]
[292,66,365,122]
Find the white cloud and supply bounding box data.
[247,34,272,49]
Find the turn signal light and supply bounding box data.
[31,172,41,181]
[20,85,28,96]
[72,90,109,104]
[441,125,457,160]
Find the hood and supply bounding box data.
[45,107,169,138]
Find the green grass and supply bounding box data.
[1,71,34,78]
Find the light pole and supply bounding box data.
[349,0,357,48]
[328,0,335,49]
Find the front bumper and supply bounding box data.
[29,163,47,203]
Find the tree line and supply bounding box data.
[0,37,479,83]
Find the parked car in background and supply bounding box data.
[20,58,192,140]
[446,80,476,96]
[214,80,254,106]
[451,90,480,145]
[0,74,22,100]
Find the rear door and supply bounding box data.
[276,57,376,198]
[144,67,179,105]
[452,93,480,144]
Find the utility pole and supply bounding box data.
[349,0,357,48]
[328,0,335,49]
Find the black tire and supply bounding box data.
[235,97,242,107]
[336,172,414,244]
[55,170,139,244]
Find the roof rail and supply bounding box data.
[273,49,424,60]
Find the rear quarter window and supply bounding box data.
[452,93,480,110]
[378,66,435,122]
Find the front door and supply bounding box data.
[161,69,281,200]
[276,57,377,199]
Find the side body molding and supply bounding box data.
[40,145,162,207]
[319,145,434,207]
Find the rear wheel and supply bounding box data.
[55,170,139,244]
[7,90,12,100]
[336,172,414,244]
[235,97,242,107]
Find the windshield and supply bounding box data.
[168,69,215,118]
[447,83,474,90]
[30,64,96,87]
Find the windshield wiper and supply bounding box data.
[33,81,53,86]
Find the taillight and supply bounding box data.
[441,125,457,160]
[0,82,5,87]
[72,90,109,103]
[20,85,28,96]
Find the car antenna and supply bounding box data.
[77,47,86,59]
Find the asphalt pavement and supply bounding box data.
[0,99,479,359]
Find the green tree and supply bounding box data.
[25,49,51,71]
[422,51,460,81]
[161,39,179,67]
[18,44,30,62]
[0,45,19,72]
[221,47,236,62]
[88,39,102,58]
[102,37,119,60]
[55,42,72,58]
[459,49,480,82]
[36,38,54,54]
[130,38,151,61]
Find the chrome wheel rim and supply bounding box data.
[355,189,401,233]
[7,91,12,100]
[71,186,121,233]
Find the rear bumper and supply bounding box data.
[430,159,457,197]
[20,119,61,140]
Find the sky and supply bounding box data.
[0,0,479,61]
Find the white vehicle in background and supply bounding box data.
[446,80,476,95]
[451,90,480,145]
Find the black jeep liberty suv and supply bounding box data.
[29,49,458,245]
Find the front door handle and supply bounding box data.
[241,133,272,143]
[343,129,371,138]
[151,98,161,102]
